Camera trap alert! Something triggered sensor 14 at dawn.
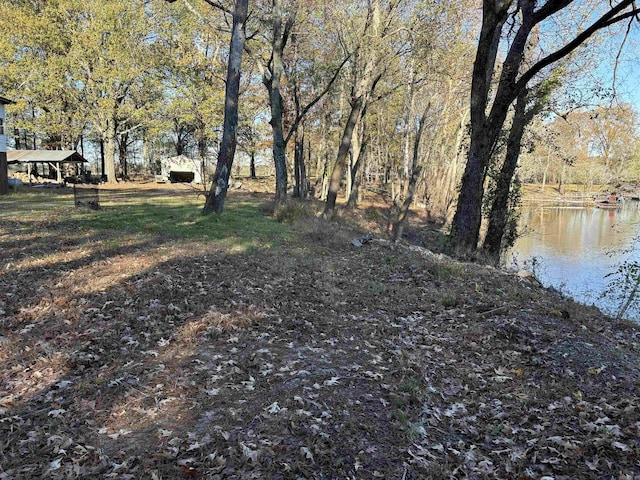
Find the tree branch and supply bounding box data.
[200,0,233,15]
[518,1,640,91]
[284,52,351,145]
[117,123,144,137]
[611,14,635,105]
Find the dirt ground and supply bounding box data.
[0,183,639,479]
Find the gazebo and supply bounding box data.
[7,150,88,184]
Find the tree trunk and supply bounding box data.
[401,62,416,195]
[449,138,491,249]
[391,108,427,243]
[345,154,353,202]
[345,155,364,209]
[119,132,129,180]
[322,0,383,216]
[269,85,288,202]
[299,141,307,199]
[142,132,152,175]
[175,124,184,157]
[250,152,256,178]
[436,115,467,224]
[103,118,118,183]
[345,121,358,202]
[449,0,640,251]
[292,124,307,199]
[100,139,105,181]
[346,123,367,209]
[323,97,364,216]
[196,128,208,184]
[203,0,248,214]
[307,137,312,195]
[449,1,522,250]
[314,116,328,197]
[391,165,422,243]
[483,89,533,259]
[293,125,302,197]
[558,164,566,194]
[263,0,296,204]
[320,151,330,200]
[0,152,8,195]
[13,128,21,149]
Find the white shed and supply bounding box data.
[160,155,203,184]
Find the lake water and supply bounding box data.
[507,201,640,320]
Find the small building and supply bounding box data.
[160,155,203,184]
[0,96,14,195]
[7,149,88,183]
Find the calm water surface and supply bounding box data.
[507,201,640,320]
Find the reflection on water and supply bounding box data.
[506,202,640,320]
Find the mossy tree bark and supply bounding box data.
[483,63,559,259]
[482,89,533,259]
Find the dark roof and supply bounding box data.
[7,150,88,164]
[0,96,14,105]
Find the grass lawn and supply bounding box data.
[1,184,291,249]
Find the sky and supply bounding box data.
[613,59,640,112]
[590,20,640,114]
[534,3,640,116]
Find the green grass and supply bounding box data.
[1,189,291,249]
[80,201,283,237]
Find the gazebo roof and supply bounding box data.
[7,150,87,164]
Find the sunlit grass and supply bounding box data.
[0,187,291,248]
[77,200,289,243]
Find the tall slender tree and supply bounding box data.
[201,0,249,213]
[258,0,297,203]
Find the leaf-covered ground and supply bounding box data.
[1,185,639,479]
